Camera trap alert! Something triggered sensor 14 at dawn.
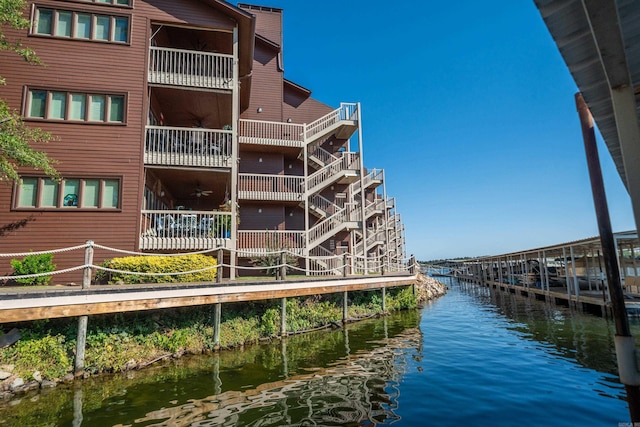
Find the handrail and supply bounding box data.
[148,46,234,89]
[238,174,304,201]
[144,126,232,167]
[305,103,358,141]
[307,152,359,193]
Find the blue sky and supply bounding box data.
[247,0,636,260]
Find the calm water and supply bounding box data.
[0,277,635,426]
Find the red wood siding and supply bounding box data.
[240,203,283,230]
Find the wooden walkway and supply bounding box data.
[0,274,417,323]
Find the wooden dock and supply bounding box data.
[0,274,417,323]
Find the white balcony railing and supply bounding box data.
[309,194,340,217]
[144,126,232,168]
[238,230,305,255]
[308,144,338,168]
[238,174,304,201]
[140,210,233,250]
[148,46,234,90]
[239,120,304,147]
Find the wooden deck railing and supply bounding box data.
[238,174,304,201]
[148,46,234,90]
[238,120,304,147]
[144,126,232,168]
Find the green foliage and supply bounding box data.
[0,1,58,182]
[10,252,56,285]
[3,333,71,379]
[97,254,217,284]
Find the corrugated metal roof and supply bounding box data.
[533,0,640,187]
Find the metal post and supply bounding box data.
[570,245,579,303]
[563,247,571,300]
[229,26,240,281]
[82,240,94,289]
[577,92,640,418]
[213,303,221,350]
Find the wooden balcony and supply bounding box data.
[238,230,305,256]
[139,210,232,251]
[148,46,234,90]
[238,174,304,201]
[239,120,304,147]
[144,126,232,168]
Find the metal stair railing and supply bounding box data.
[307,152,359,194]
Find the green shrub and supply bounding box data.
[3,334,71,379]
[97,254,217,284]
[10,253,56,285]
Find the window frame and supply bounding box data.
[13,176,123,211]
[24,88,127,125]
[31,6,131,45]
[55,0,133,9]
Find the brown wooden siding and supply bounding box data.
[241,43,283,122]
[239,5,282,46]
[240,203,284,230]
[0,0,245,283]
[238,152,283,175]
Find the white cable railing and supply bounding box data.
[140,210,233,250]
[148,46,234,90]
[238,174,304,201]
[238,119,304,147]
[144,126,232,167]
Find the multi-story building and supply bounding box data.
[0,1,406,280]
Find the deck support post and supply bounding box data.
[280,297,287,337]
[342,291,348,324]
[74,315,88,377]
[213,303,221,350]
[381,287,386,313]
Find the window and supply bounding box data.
[70,0,132,6]
[15,177,121,210]
[33,8,129,43]
[25,89,126,124]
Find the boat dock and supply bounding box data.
[428,231,640,317]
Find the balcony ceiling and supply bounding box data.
[152,87,232,129]
[533,0,640,189]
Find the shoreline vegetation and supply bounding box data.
[0,273,446,400]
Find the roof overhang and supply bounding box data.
[533,0,640,189]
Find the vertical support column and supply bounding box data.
[280,297,287,337]
[570,245,580,302]
[578,91,640,419]
[229,26,240,281]
[586,247,593,291]
[213,302,221,350]
[342,291,348,324]
[216,249,223,283]
[563,247,571,300]
[302,120,310,277]
[343,253,349,277]
[381,287,386,313]
[356,102,368,275]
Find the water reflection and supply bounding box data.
[456,278,621,377]
[0,311,423,427]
